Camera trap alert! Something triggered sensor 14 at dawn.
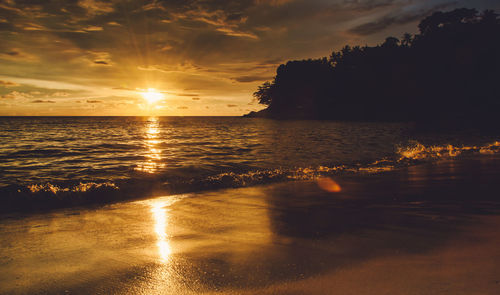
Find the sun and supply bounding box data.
[141,88,164,104]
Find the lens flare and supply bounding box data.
[317,177,342,192]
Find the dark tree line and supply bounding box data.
[249,8,500,129]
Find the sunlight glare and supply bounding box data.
[141,88,164,104]
[135,117,165,173]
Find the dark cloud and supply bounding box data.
[86,100,102,103]
[259,58,285,65]
[177,106,188,109]
[94,60,109,65]
[0,48,38,61]
[192,97,200,100]
[226,13,245,22]
[232,75,273,82]
[227,104,238,107]
[31,99,55,103]
[348,1,459,35]
[341,0,399,12]
[0,20,15,31]
[254,0,294,7]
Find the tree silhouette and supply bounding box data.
[382,37,400,48]
[249,8,500,130]
[401,33,413,47]
[253,81,274,106]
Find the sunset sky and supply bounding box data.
[0,0,498,116]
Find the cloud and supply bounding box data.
[160,44,173,51]
[170,6,258,39]
[86,100,102,103]
[173,93,200,97]
[232,75,273,83]
[341,0,399,12]
[0,19,14,31]
[78,0,114,15]
[22,23,46,31]
[227,104,238,107]
[0,48,38,62]
[0,80,19,87]
[138,63,202,74]
[112,86,136,91]
[255,0,295,7]
[84,26,104,32]
[1,91,32,99]
[348,2,458,36]
[51,91,71,97]
[215,27,258,39]
[177,106,188,109]
[192,97,200,100]
[86,51,113,66]
[0,77,90,92]
[31,100,55,103]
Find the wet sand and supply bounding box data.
[1,155,500,294]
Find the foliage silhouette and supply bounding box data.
[248,8,500,130]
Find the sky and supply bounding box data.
[0,0,498,116]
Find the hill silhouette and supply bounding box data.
[246,8,500,131]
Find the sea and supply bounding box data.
[0,116,498,212]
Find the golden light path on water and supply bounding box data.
[136,117,165,173]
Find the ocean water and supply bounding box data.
[0,116,498,211]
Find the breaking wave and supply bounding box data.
[1,140,498,214]
[27,182,119,194]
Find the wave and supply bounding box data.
[1,140,499,214]
[27,182,119,194]
[396,140,500,160]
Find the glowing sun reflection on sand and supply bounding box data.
[151,200,171,263]
[148,195,186,264]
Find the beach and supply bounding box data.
[1,154,500,294]
[2,1,500,294]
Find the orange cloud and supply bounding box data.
[1,91,33,99]
[0,80,20,87]
[255,0,294,7]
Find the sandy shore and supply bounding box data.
[1,155,500,294]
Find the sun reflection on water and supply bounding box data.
[136,117,166,173]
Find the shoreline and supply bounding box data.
[1,155,500,293]
[1,141,499,215]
